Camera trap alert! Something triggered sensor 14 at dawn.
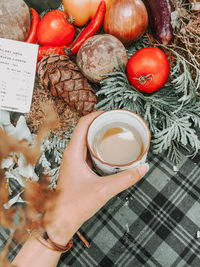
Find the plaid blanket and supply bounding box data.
[1,151,200,267]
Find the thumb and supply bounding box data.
[102,164,149,199]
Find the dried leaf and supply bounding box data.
[14,116,33,144]
[0,110,11,126]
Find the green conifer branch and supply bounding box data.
[96,38,200,164]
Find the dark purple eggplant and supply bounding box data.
[143,0,174,45]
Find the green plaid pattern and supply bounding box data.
[1,151,200,266]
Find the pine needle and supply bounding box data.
[96,37,200,163]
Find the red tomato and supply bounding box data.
[37,10,75,46]
[126,47,170,93]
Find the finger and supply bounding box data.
[102,164,149,199]
[86,150,93,169]
[66,111,104,160]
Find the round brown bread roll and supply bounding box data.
[0,0,30,41]
[76,34,128,83]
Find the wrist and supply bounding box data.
[36,229,73,253]
[43,200,81,246]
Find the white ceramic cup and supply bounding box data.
[87,109,151,175]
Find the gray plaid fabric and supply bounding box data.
[1,151,200,266]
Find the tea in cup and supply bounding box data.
[87,110,151,175]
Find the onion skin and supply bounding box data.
[63,0,111,26]
[103,0,148,46]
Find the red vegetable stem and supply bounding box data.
[65,0,106,56]
[26,8,40,44]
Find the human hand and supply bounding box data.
[44,111,149,245]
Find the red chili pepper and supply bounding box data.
[37,46,66,61]
[66,0,106,56]
[37,0,106,61]
[26,8,40,44]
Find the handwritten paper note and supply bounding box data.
[0,38,38,113]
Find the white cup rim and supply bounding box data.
[86,109,151,167]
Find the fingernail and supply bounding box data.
[138,163,149,177]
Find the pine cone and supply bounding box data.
[37,54,98,116]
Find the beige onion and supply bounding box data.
[103,0,148,47]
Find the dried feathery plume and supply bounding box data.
[0,103,60,265]
[23,174,60,231]
[0,104,59,166]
